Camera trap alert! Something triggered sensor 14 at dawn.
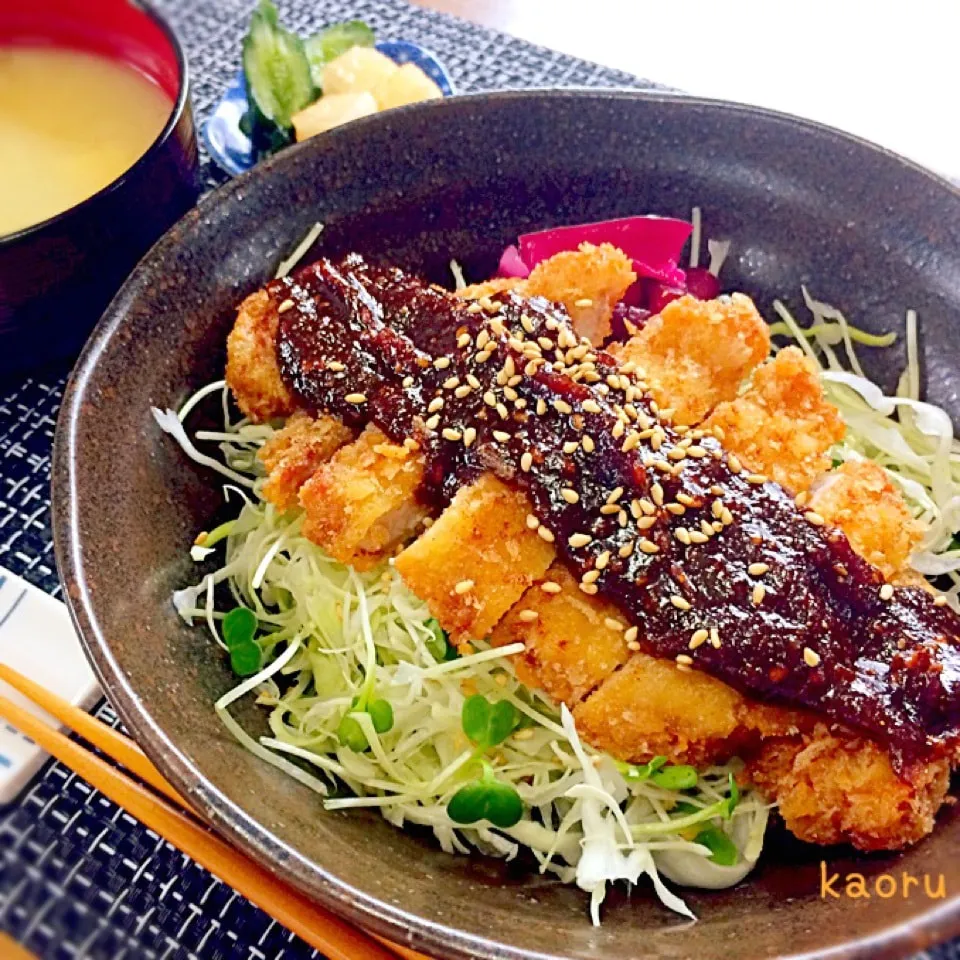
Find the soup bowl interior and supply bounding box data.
[0,0,198,373]
[54,90,960,960]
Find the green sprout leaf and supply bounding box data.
[425,619,457,662]
[461,695,520,750]
[650,764,698,791]
[223,606,257,648]
[229,641,261,676]
[337,713,368,752]
[368,698,394,734]
[447,775,523,829]
[694,826,739,866]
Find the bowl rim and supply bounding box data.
[0,0,192,247]
[52,87,960,960]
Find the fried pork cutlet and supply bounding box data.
[394,474,555,642]
[703,346,846,493]
[459,242,636,344]
[808,460,921,580]
[226,289,297,422]
[298,424,427,571]
[229,251,960,854]
[611,293,771,424]
[259,411,354,511]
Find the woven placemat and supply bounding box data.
[0,2,952,958]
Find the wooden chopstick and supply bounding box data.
[0,666,430,960]
[0,662,189,809]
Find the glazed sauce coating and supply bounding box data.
[273,254,960,768]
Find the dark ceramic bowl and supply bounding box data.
[53,90,960,960]
[0,0,199,374]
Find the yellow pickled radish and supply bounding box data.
[292,92,378,141]
[372,62,443,110]
[320,46,398,95]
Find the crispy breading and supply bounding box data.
[491,563,629,703]
[299,425,426,570]
[259,411,354,511]
[523,243,636,344]
[458,277,524,300]
[394,474,555,643]
[612,293,770,425]
[572,655,752,768]
[226,290,297,422]
[703,346,846,492]
[809,460,921,580]
[745,727,951,851]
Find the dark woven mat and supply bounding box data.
[0,2,952,958]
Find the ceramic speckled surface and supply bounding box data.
[53,90,960,960]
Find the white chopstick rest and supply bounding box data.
[0,567,100,803]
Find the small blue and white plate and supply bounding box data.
[203,40,455,177]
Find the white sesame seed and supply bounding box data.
[670,594,692,611]
[345,393,367,404]
[517,609,539,623]
[582,399,602,414]
[727,453,742,474]
[462,427,477,447]
[803,647,821,667]
[454,579,474,595]
[709,627,721,648]
[624,625,639,643]
[425,414,440,431]
[492,430,511,443]
[804,511,826,527]
[611,420,625,439]
[665,503,685,516]
[466,374,482,389]
[651,483,664,506]
[690,628,709,650]
[569,533,591,548]
[581,569,601,584]
[278,298,295,313]
[748,562,769,576]
[622,432,640,453]
[428,397,444,413]
[675,527,691,545]
[402,376,414,388]
[476,329,490,349]
[496,402,509,419]
[561,488,580,504]
[879,583,894,601]
[675,654,693,666]
[934,594,948,606]
[752,584,766,605]
[604,616,623,631]
[639,539,660,555]
[747,473,767,485]
[441,428,461,441]
[795,490,810,507]
[636,516,656,530]
[483,391,497,407]
[595,550,611,570]
[563,441,579,454]
[574,298,594,307]
[689,531,709,544]
[600,504,621,515]
[541,580,562,594]
[579,583,599,595]
[457,333,472,348]
[433,356,451,370]
[443,376,460,390]
[537,526,556,543]
[525,513,540,530]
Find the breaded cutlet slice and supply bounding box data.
[808,460,921,580]
[611,293,771,425]
[745,727,951,851]
[394,474,555,643]
[522,243,636,344]
[703,346,846,492]
[458,244,636,345]
[259,411,354,511]
[226,289,298,422]
[299,425,427,571]
[491,563,630,704]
